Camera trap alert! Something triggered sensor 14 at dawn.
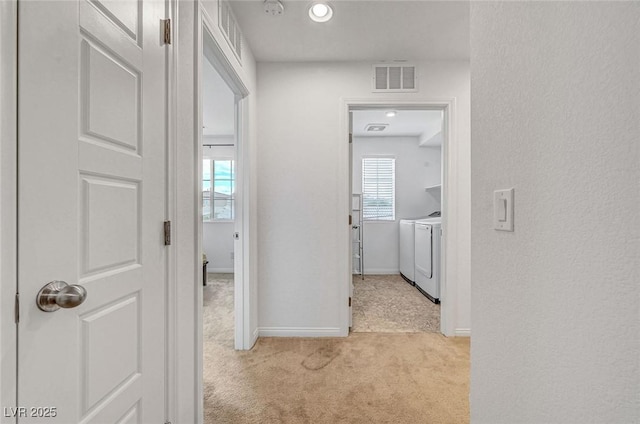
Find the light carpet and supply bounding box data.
[203,273,469,424]
[352,274,440,333]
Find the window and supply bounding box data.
[362,157,395,221]
[203,158,235,221]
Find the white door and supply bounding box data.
[18,1,167,423]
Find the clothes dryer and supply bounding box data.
[414,218,442,303]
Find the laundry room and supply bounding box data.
[351,108,443,332]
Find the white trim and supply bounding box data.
[251,326,260,345]
[164,1,178,423]
[174,1,199,422]
[259,327,343,338]
[174,1,256,420]
[0,2,17,420]
[454,328,471,337]
[340,98,458,338]
[360,269,399,275]
[207,267,234,273]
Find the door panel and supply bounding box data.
[18,1,166,423]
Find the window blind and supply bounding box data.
[362,157,395,221]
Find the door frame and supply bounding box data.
[0,1,17,419]
[198,11,250,351]
[340,98,457,336]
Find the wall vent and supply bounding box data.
[372,64,417,92]
[219,0,243,63]
[365,123,388,132]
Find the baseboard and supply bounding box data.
[258,327,343,337]
[454,328,471,337]
[360,269,399,275]
[207,268,234,273]
[251,326,259,347]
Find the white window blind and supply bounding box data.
[362,157,395,221]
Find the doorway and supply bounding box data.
[343,100,455,336]
[350,108,444,333]
[201,40,237,350]
[199,25,249,350]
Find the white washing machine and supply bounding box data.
[398,217,427,284]
[414,217,442,304]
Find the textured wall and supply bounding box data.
[470,2,640,423]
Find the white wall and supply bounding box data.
[202,144,235,272]
[257,60,470,335]
[203,222,234,272]
[352,136,440,274]
[470,2,640,423]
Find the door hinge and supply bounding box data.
[164,221,171,246]
[162,19,171,45]
[349,215,352,225]
[14,293,19,324]
[349,133,353,144]
[348,297,352,307]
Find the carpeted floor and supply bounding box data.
[352,274,440,333]
[203,273,470,424]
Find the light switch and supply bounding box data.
[494,188,514,231]
[497,199,507,221]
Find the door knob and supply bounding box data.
[36,281,87,312]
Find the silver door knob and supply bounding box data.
[36,281,87,312]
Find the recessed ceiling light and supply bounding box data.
[385,111,397,118]
[309,2,333,23]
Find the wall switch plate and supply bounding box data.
[494,188,514,231]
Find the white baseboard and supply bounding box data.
[358,269,399,275]
[250,327,259,347]
[207,268,234,273]
[454,328,471,337]
[258,327,342,337]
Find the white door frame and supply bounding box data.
[0,1,17,419]
[340,98,458,337]
[173,3,254,420]
[198,4,250,350]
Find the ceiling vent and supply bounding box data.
[219,0,243,62]
[365,123,389,132]
[372,64,417,92]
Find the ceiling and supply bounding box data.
[230,0,470,62]
[202,56,236,137]
[352,109,443,145]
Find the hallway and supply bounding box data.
[203,274,469,423]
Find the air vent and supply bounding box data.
[372,64,417,92]
[365,123,389,132]
[219,0,242,62]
